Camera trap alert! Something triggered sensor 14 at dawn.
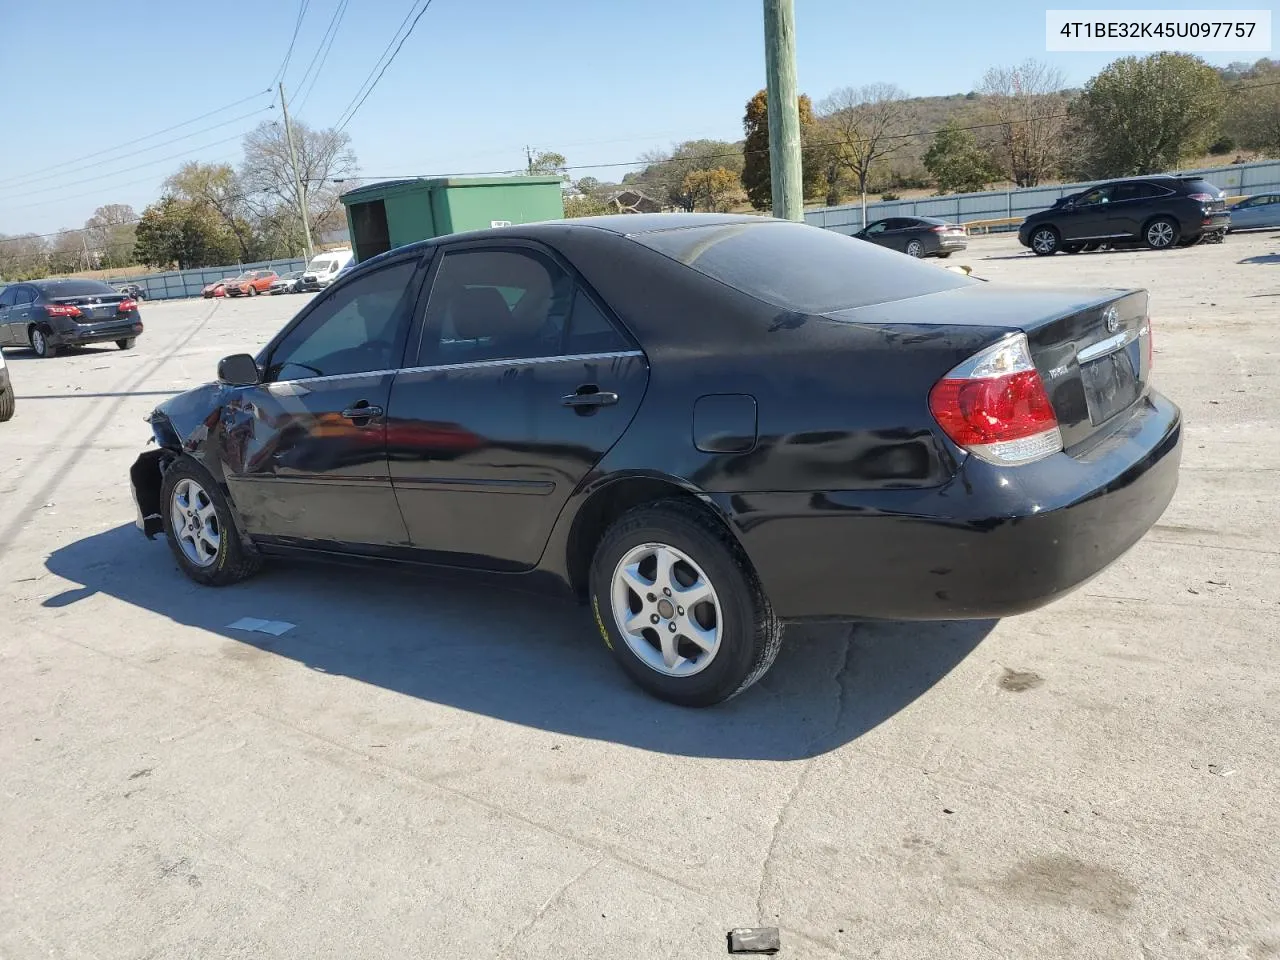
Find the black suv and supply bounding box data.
[1018,176,1230,255]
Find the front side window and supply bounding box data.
[1078,187,1112,206]
[266,260,416,381]
[14,287,36,306]
[864,221,888,235]
[0,287,17,308]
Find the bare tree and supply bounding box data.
[979,60,1069,187]
[818,83,910,223]
[239,120,358,256]
[0,233,49,280]
[83,203,138,269]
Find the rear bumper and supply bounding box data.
[49,320,142,347]
[728,390,1182,621]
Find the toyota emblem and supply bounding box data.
[1103,306,1119,333]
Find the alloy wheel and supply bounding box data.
[1148,221,1175,248]
[611,542,723,677]
[906,240,924,258]
[170,477,221,568]
[1032,229,1057,254]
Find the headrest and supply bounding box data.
[452,286,513,340]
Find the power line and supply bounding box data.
[0,107,275,194]
[334,0,434,132]
[272,0,313,87]
[0,89,273,189]
[293,0,350,114]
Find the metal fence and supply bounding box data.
[804,159,1280,235]
[105,257,308,302]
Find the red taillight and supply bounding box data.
[1188,192,1216,203]
[118,298,137,313]
[45,304,82,318]
[929,334,1062,465]
[931,225,947,233]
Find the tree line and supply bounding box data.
[0,118,356,280]
[563,53,1279,216]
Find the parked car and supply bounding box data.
[202,277,238,298]
[1019,175,1230,254]
[0,278,143,358]
[1227,193,1280,231]
[0,348,13,422]
[223,270,277,298]
[854,216,968,258]
[116,282,147,300]
[269,270,305,294]
[299,248,354,291]
[130,214,1180,706]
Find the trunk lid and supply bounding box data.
[53,292,128,323]
[825,283,1152,453]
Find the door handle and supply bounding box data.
[562,388,618,409]
[341,403,384,421]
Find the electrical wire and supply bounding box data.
[293,0,350,114]
[333,0,434,132]
[0,107,275,195]
[0,89,273,189]
[272,0,313,87]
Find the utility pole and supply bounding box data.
[525,145,534,175]
[763,0,803,222]
[279,82,314,259]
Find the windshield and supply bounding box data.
[633,220,973,314]
[306,257,333,272]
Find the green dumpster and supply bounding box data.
[339,176,566,262]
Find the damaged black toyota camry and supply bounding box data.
[130,214,1181,706]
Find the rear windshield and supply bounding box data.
[1183,179,1223,197]
[36,279,118,297]
[633,220,972,314]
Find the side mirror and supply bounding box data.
[217,353,260,386]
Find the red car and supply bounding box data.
[201,277,238,299]
[224,270,278,298]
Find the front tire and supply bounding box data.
[0,384,14,422]
[905,239,925,258]
[117,338,136,350]
[1145,217,1179,250]
[1030,226,1060,256]
[588,500,782,707]
[161,457,261,586]
[248,286,259,297]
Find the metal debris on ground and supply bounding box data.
[727,927,780,954]
[226,617,296,637]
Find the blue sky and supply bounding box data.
[0,0,1270,236]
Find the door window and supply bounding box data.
[421,248,574,365]
[1077,187,1112,206]
[863,221,888,235]
[564,289,631,355]
[265,260,416,381]
[0,287,16,308]
[13,287,35,305]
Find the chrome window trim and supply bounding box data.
[397,349,644,376]
[1077,325,1146,364]
[264,350,645,389]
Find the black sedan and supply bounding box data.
[854,216,968,258]
[130,214,1181,706]
[0,278,143,357]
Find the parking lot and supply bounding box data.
[2,230,1278,959]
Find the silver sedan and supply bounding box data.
[1228,194,1280,231]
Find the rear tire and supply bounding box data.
[588,499,782,707]
[0,384,14,422]
[161,457,262,587]
[117,338,136,350]
[1030,226,1060,256]
[905,239,925,258]
[29,326,57,358]
[1145,217,1179,250]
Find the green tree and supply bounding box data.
[527,150,569,179]
[740,89,818,210]
[133,197,239,270]
[625,139,741,212]
[1072,53,1226,176]
[563,194,611,218]
[1223,59,1280,155]
[924,122,1001,194]
[682,167,737,212]
[164,162,256,260]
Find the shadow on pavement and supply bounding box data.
[44,523,995,761]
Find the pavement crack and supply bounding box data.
[499,857,603,957]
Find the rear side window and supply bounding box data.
[14,287,36,305]
[634,220,972,315]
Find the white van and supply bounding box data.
[300,249,354,291]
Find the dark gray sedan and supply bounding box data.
[0,278,143,358]
[854,216,968,258]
